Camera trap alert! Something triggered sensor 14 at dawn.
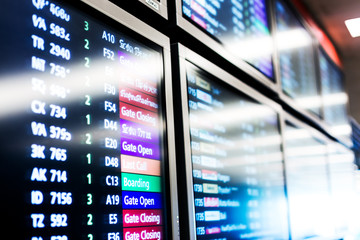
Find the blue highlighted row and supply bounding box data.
[122,191,163,209]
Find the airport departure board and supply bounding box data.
[185,62,289,239]
[275,0,320,116]
[0,1,169,240]
[182,0,274,79]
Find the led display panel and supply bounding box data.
[0,1,171,239]
[319,49,350,138]
[284,119,332,239]
[275,0,320,117]
[183,60,289,239]
[181,0,275,80]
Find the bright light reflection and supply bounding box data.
[329,154,355,165]
[232,134,282,148]
[323,92,348,106]
[289,194,334,238]
[330,124,352,136]
[276,28,313,51]
[0,56,160,119]
[190,103,276,131]
[293,89,348,111]
[223,152,283,167]
[201,134,282,154]
[284,128,310,140]
[286,145,327,158]
[229,35,274,61]
[295,96,322,109]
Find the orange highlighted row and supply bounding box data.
[121,154,161,176]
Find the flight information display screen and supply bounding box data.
[182,0,274,80]
[185,62,288,239]
[275,0,320,116]
[319,50,348,128]
[0,1,168,240]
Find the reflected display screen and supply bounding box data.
[0,1,168,240]
[186,61,288,239]
[275,0,320,116]
[284,122,331,239]
[182,0,274,80]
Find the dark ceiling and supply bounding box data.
[301,0,360,122]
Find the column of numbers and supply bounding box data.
[81,19,95,240]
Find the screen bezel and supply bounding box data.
[81,0,179,238]
[175,0,280,92]
[273,0,324,127]
[176,43,288,239]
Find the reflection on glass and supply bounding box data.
[0,1,167,239]
[284,122,332,239]
[319,49,350,138]
[186,62,288,239]
[275,1,320,116]
[182,0,274,79]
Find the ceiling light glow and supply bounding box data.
[345,17,360,38]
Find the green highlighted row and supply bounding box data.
[122,173,161,192]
